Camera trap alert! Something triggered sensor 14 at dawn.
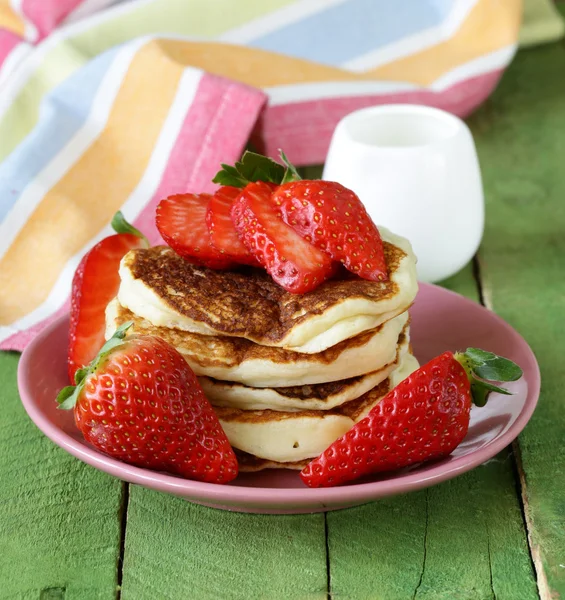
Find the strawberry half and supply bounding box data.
[58,324,238,484]
[271,180,388,281]
[156,193,234,269]
[231,181,337,294]
[300,348,522,487]
[206,186,260,266]
[68,212,148,383]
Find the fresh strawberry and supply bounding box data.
[68,212,148,383]
[301,348,522,487]
[58,324,238,484]
[231,181,337,294]
[206,186,260,266]
[271,180,388,281]
[156,193,234,269]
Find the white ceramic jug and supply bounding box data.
[322,104,484,283]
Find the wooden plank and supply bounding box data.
[328,451,537,600]
[468,25,565,597]
[327,265,537,599]
[0,351,124,599]
[120,487,327,600]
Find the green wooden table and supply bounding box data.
[2,32,565,600]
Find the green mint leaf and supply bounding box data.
[235,151,285,184]
[111,211,149,247]
[212,164,249,188]
[279,149,302,184]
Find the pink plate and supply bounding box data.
[18,283,540,514]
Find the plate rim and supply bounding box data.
[17,282,541,509]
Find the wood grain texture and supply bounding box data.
[0,351,124,599]
[327,267,537,600]
[120,487,327,600]
[467,21,565,597]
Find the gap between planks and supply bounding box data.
[325,513,332,599]
[116,482,130,600]
[474,254,542,600]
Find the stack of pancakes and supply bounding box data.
[106,226,419,471]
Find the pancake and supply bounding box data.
[201,331,410,411]
[117,226,417,353]
[218,352,420,464]
[106,299,409,387]
[235,450,310,472]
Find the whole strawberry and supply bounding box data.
[301,348,522,488]
[58,324,238,484]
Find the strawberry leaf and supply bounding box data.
[464,348,497,362]
[212,150,301,188]
[236,151,285,185]
[472,361,522,384]
[279,149,302,184]
[470,378,513,407]
[111,211,149,247]
[57,386,77,409]
[455,348,522,407]
[74,366,89,385]
[464,347,522,382]
[58,322,133,411]
[213,164,249,187]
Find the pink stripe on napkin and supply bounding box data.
[21,0,83,40]
[135,73,267,245]
[254,69,503,166]
[0,301,70,352]
[0,29,24,71]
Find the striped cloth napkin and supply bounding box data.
[0,0,526,350]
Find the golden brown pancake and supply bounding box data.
[235,450,309,472]
[216,353,420,465]
[106,299,409,387]
[200,329,409,411]
[117,226,417,353]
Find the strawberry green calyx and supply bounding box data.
[57,322,133,410]
[212,149,302,188]
[454,348,523,407]
[111,211,150,247]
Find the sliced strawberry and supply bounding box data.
[69,232,146,383]
[231,181,337,294]
[156,193,234,269]
[206,186,260,266]
[271,180,388,281]
[300,349,523,488]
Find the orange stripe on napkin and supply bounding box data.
[0,41,182,325]
[365,0,522,85]
[0,2,25,37]
[156,38,359,86]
